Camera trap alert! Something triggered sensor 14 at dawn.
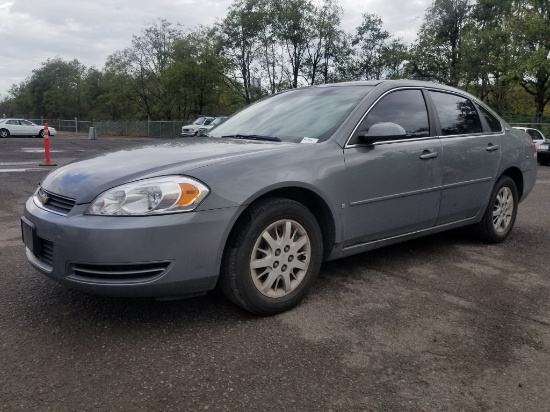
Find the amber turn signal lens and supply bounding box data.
[177,183,200,206]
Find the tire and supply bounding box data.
[39,129,45,138]
[476,176,518,243]
[0,128,9,138]
[220,197,323,315]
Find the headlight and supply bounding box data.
[86,176,209,216]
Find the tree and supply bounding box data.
[167,28,236,118]
[351,13,391,80]
[272,0,315,88]
[108,19,182,119]
[12,58,88,118]
[511,0,550,123]
[408,0,473,86]
[219,0,267,104]
[303,0,343,85]
[462,0,515,115]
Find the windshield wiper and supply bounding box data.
[221,134,281,142]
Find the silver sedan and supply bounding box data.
[22,80,537,315]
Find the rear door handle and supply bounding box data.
[486,144,500,152]
[419,150,439,160]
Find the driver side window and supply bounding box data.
[351,89,430,145]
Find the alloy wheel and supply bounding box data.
[492,186,514,233]
[250,219,311,298]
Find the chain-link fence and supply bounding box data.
[27,118,79,133]
[23,118,195,138]
[20,119,549,140]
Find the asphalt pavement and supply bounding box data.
[1,135,549,411]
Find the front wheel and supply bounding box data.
[475,176,518,243]
[220,198,323,315]
[0,128,9,138]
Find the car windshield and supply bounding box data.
[0,119,5,124]
[209,85,374,143]
[211,117,225,126]
[193,117,208,125]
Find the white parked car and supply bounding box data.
[0,119,57,138]
[198,116,228,136]
[513,127,546,150]
[180,117,214,137]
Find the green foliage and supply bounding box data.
[1,0,549,122]
[407,0,473,86]
[509,0,550,122]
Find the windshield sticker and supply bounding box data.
[300,137,318,144]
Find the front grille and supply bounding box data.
[38,239,54,266]
[38,189,76,215]
[69,262,171,283]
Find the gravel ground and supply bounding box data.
[1,135,549,411]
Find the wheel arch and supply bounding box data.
[223,186,338,263]
[500,166,524,201]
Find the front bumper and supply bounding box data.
[23,197,243,298]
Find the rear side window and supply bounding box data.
[353,89,430,143]
[527,129,544,140]
[477,105,502,133]
[429,91,482,136]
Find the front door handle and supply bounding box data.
[486,144,500,152]
[419,150,439,160]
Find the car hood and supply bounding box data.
[41,138,293,204]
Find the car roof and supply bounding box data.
[313,79,473,91]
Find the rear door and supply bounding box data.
[343,88,442,245]
[19,120,39,136]
[428,91,502,225]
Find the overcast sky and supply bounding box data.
[0,0,430,97]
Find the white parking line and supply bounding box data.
[0,168,48,173]
[21,148,63,153]
[0,162,38,166]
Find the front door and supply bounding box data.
[343,89,442,246]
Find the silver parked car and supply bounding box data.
[0,118,57,138]
[22,80,537,314]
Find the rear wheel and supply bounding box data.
[39,129,45,138]
[0,128,9,138]
[475,176,518,243]
[220,197,323,315]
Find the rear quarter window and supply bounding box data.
[477,105,502,133]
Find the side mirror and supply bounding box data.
[358,122,407,144]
